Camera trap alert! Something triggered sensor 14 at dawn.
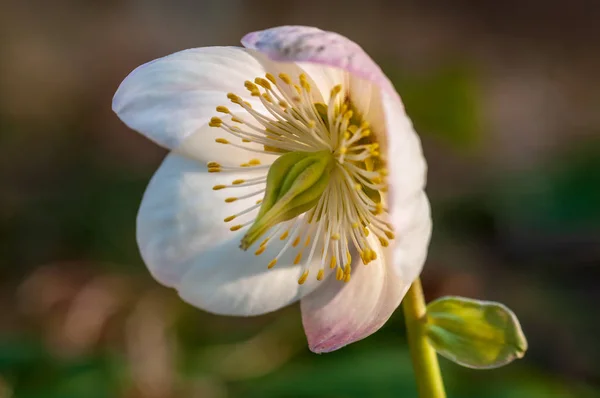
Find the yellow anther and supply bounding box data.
[243,101,253,108]
[223,215,236,222]
[224,197,237,203]
[231,116,244,123]
[207,161,221,168]
[227,93,241,103]
[329,256,337,269]
[212,184,226,190]
[216,106,231,114]
[278,73,292,84]
[372,176,383,184]
[363,227,370,236]
[360,121,370,129]
[232,179,245,185]
[293,84,302,95]
[339,147,348,154]
[260,238,270,247]
[346,251,352,265]
[265,73,277,84]
[262,92,274,103]
[215,138,229,144]
[343,110,353,120]
[343,273,351,283]
[317,269,325,281]
[209,117,223,127]
[255,77,272,90]
[344,264,352,275]
[385,230,395,239]
[343,132,351,140]
[380,168,389,176]
[331,233,340,241]
[240,163,250,167]
[330,85,342,97]
[268,259,277,269]
[278,100,288,108]
[336,267,343,280]
[298,271,309,285]
[361,129,371,137]
[374,203,384,215]
[255,246,266,255]
[244,80,258,90]
[248,159,261,165]
[299,74,311,92]
[352,222,359,229]
[378,237,389,247]
[208,167,221,173]
[362,248,372,263]
[360,251,368,264]
[242,138,251,143]
[305,235,311,247]
[292,236,301,247]
[308,120,316,129]
[354,183,362,191]
[280,230,289,240]
[256,199,263,204]
[370,250,378,261]
[294,252,303,264]
[230,225,243,231]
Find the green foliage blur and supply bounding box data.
[1,1,599,397]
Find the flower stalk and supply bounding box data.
[403,278,446,398]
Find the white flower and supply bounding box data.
[112,26,431,352]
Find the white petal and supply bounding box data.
[300,234,409,353]
[392,192,432,286]
[137,153,323,316]
[114,47,278,166]
[137,153,265,287]
[179,233,323,316]
[380,91,431,281]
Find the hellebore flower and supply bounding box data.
[113,26,431,353]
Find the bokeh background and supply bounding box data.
[1,0,599,397]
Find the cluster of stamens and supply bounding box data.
[208,72,394,284]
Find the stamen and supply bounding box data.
[209,72,392,284]
[298,270,309,285]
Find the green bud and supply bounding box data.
[240,150,335,249]
[425,296,528,369]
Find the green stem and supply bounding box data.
[403,278,446,398]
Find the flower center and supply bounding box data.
[207,72,393,284]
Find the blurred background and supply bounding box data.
[1,0,599,397]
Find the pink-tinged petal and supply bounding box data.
[241,26,395,94]
[300,234,408,353]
